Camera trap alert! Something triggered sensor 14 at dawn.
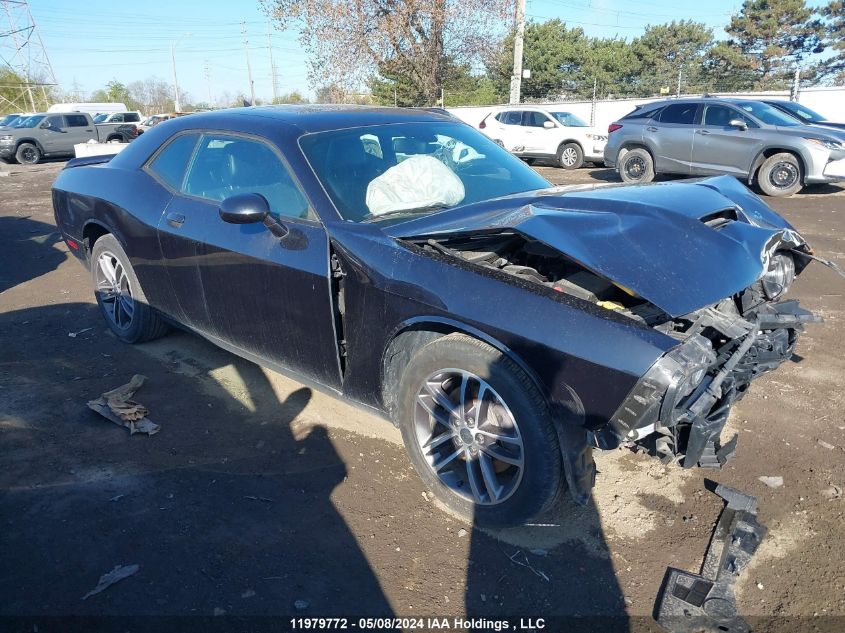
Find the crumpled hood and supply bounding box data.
[390,176,806,317]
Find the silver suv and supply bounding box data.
[604,97,845,196]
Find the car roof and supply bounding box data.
[161,104,453,134]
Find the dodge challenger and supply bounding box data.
[52,106,823,526]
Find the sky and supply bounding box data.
[28,0,826,107]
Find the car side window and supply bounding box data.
[623,105,664,120]
[522,111,550,127]
[125,113,140,123]
[183,134,310,220]
[500,111,522,126]
[657,103,698,125]
[702,105,735,127]
[148,133,200,190]
[66,114,89,127]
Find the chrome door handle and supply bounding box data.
[646,126,658,132]
[166,212,185,228]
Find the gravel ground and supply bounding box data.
[1,159,843,631]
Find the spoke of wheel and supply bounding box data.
[112,293,121,324]
[422,430,456,451]
[474,427,521,445]
[481,443,522,467]
[120,296,134,318]
[458,373,469,420]
[465,457,485,503]
[98,256,117,285]
[478,452,502,502]
[432,447,462,472]
[417,392,454,430]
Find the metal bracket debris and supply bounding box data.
[654,481,767,633]
[87,374,160,435]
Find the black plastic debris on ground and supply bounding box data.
[654,480,767,633]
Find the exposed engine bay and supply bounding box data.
[412,231,822,469]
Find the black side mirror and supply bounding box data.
[728,119,747,131]
[219,193,270,224]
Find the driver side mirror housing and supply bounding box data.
[219,193,270,224]
[542,120,555,129]
[729,119,748,131]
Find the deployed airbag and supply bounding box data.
[366,155,465,216]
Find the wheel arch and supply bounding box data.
[15,137,46,155]
[381,316,595,505]
[747,147,807,185]
[556,139,584,153]
[82,219,117,258]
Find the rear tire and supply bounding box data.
[90,234,169,344]
[557,142,584,169]
[396,333,563,527]
[757,152,802,197]
[618,147,655,184]
[15,142,41,165]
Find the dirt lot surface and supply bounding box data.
[1,159,844,632]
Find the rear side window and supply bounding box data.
[622,105,664,120]
[657,103,698,124]
[148,133,199,190]
[497,111,522,125]
[65,114,89,127]
[183,134,310,220]
[522,111,550,127]
[124,113,140,123]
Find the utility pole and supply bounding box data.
[266,21,278,103]
[590,77,597,126]
[242,21,256,105]
[204,60,212,106]
[509,0,526,105]
[790,66,801,102]
[170,32,190,112]
[676,65,683,98]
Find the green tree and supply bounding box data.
[371,58,497,106]
[632,21,714,95]
[0,67,56,114]
[815,1,845,82]
[272,91,310,104]
[705,0,825,90]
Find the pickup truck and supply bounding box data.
[0,112,140,165]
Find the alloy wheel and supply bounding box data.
[624,156,646,180]
[95,251,135,330]
[20,147,37,163]
[560,146,578,166]
[413,369,524,505]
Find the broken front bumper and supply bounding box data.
[602,299,821,467]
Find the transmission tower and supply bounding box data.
[1,0,57,112]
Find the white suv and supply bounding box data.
[478,106,607,169]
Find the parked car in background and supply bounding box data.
[478,106,607,169]
[139,113,171,131]
[762,99,845,131]
[0,112,140,164]
[0,113,29,128]
[604,97,845,196]
[51,106,822,526]
[94,111,143,124]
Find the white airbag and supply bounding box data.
[366,154,465,216]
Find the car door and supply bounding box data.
[62,113,97,146]
[166,132,342,387]
[37,115,65,153]
[521,111,554,153]
[690,104,760,176]
[494,110,525,152]
[646,103,700,174]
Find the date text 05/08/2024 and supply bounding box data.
[289,617,545,631]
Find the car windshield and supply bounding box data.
[775,101,825,123]
[0,114,19,126]
[730,101,802,126]
[300,121,550,223]
[93,114,109,123]
[16,115,45,128]
[551,112,589,127]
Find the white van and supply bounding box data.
[48,102,128,117]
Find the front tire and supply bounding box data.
[557,142,584,169]
[757,152,802,197]
[90,234,169,344]
[15,142,41,165]
[618,147,655,184]
[396,334,563,527]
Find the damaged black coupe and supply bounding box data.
[52,106,825,526]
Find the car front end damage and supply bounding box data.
[601,276,821,467]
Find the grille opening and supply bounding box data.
[700,208,738,229]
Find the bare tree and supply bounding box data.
[263,0,514,104]
[127,77,174,114]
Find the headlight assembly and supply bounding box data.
[761,252,796,300]
[0,135,14,144]
[804,137,844,150]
